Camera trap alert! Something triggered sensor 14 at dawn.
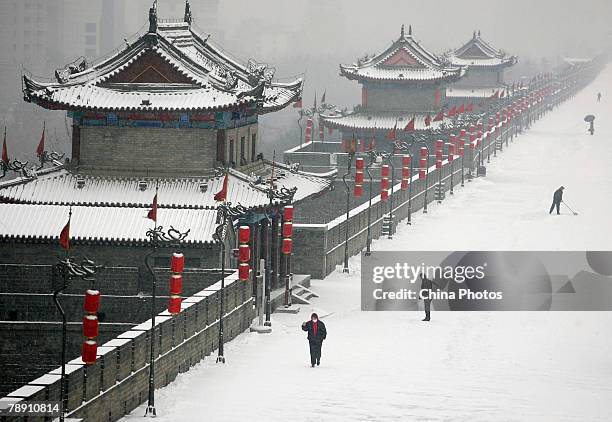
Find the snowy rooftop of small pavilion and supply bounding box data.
[322,111,450,131]
[0,163,332,210]
[340,25,464,83]
[446,86,510,99]
[23,16,302,113]
[0,203,219,245]
[448,31,516,69]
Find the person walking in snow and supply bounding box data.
[597,92,602,102]
[420,274,440,322]
[301,312,326,367]
[549,186,565,215]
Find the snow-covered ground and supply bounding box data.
[123,67,612,421]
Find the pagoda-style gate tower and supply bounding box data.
[23,2,302,177]
[322,25,465,149]
[446,31,517,110]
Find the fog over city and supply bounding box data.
[1,0,610,160]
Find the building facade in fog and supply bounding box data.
[322,25,465,149]
[446,31,517,108]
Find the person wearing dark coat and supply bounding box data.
[301,312,327,367]
[420,274,440,321]
[549,186,564,215]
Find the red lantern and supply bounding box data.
[83,314,99,339]
[381,190,389,201]
[402,155,411,167]
[459,147,465,157]
[282,222,293,238]
[419,158,427,169]
[355,172,364,184]
[84,289,100,314]
[435,140,443,152]
[381,165,390,177]
[402,167,410,178]
[436,160,442,169]
[238,226,251,244]
[283,206,294,221]
[460,129,466,138]
[419,169,426,180]
[381,178,389,190]
[354,184,363,197]
[171,253,184,273]
[401,179,408,190]
[82,340,97,365]
[355,158,365,170]
[168,295,182,315]
[238,262,250,281]
[282,238,293,255]
[435,150,442,161]
[420,147,428,159]
[169,274,183,295]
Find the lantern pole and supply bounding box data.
[386,151,395,239]
[144,223,189,416]
[342,150,354,273]
[54,257,102,422]
[364,151,377,255]
[212,202,248,361]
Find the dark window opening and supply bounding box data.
[251,134,257,162]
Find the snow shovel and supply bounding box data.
[562,201,578,216]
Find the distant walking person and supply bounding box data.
[549,186,565,215]
[420,274,440,321]
[597,92,602,103]
[301,313,326,367]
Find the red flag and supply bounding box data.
[1,128,8,165]
[214,174,229,202]
[292,97,303,108]
[59,218,70,250]
[386,121,398,140]
[433,110,444,122]
[403,117,415,132]
[447,106,457,117]
[457,103,465,114]
[36,123,45,157]
[424,114,432,127]
[466,102,474,112]
[147,194,158,221]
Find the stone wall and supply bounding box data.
[0,272,255,422]
[364,82,445,112]
[78,126,217,176]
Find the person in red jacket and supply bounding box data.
[301,312,327,367]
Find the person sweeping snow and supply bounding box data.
[301,313,327,367]
[549,186,565,215]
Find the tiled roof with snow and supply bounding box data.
[340,26,464,83]
[0,165,331,209]
[446,86,510,99]
[0,203,218,245]
[321,112,450,131]
[23,21,302,114]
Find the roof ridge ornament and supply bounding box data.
[148,0,158,33]
[184,0,192,27]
